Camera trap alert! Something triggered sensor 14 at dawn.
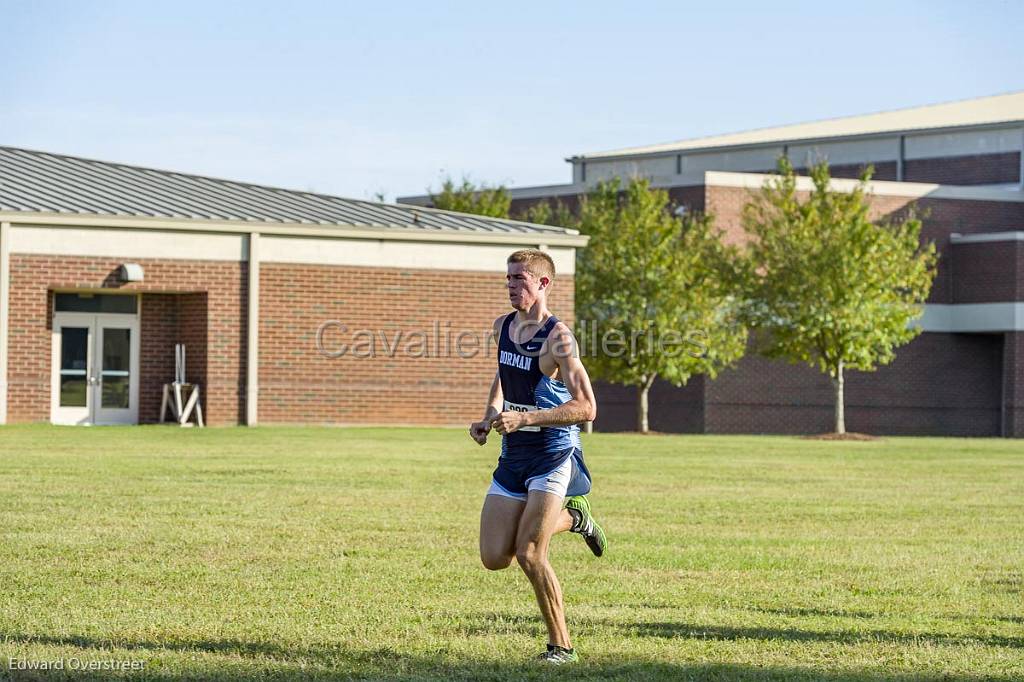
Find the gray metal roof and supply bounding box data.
[0,146,578,237]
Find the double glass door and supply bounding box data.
[51,312,139,425]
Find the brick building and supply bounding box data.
[0,147,586,426]
[401,92,1024,437]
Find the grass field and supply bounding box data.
[0,425,1021,681]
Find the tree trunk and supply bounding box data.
[637,374,656,433]
[833,359,846,435]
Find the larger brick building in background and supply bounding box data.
[401,92,1024,437]
[0,148,586,427]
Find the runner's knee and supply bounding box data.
[515,543,545,574]
[481,551,514,571]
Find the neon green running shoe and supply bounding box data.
[535,645,579,665]
[564,495,607,557]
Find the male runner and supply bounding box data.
[469,248,607,665]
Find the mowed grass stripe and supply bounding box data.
[0,425,1021,680]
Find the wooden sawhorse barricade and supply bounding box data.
[159,383,204,427]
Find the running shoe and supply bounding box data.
[535,645,578,665]
[564,495,607,557]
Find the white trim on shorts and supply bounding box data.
[486,455,574,501]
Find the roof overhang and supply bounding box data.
[0,211,590,248]
[569,120,1024,164]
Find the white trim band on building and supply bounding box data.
[704,171,1024,202]
[950,231,1024,244]
[259,236,576,274]
[9,225,248,261]
[918,303,1024,333]
[3,224,578,275]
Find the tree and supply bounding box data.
[514,198,575,228]
[428,176,511,218]
[576,178,748,433]
[737,158,938,434]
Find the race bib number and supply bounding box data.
[503,400,541,432]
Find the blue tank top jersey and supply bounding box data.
[497,312,581,460]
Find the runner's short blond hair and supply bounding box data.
[507,249,555,281]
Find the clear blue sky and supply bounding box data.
[1,0,1021,200]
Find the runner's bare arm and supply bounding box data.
[482,370,503,421]
[471,371,503,445]
[469,318,506,444]
[491,324,596,433]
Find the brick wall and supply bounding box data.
[590,184,1020,436]
[138,293,177,423]
[7,255,244,425]
[590,331,1007,437]
[1003,332,1024,437]
[592,376,705,433]
[703,185,929,245]
[951,240,1024,303]
[6,253,577,427]
[502,152,1024,437]
[7,256,55,421]
[704,184,1024,304]
[179,293,209,390]
[666,186,706,214]
[702,332,1003,437]
[136,292,210,423]
[256,263,574,426]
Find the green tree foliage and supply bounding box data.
[576,179,748,432]
[428,176,511,218]
[737,158,938,434]
[515,198,575,228]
